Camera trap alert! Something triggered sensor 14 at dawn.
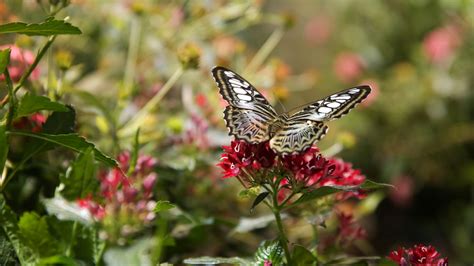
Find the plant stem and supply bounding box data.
[4,69,15,130]
[14,35,57,93]
[122,14,142,104]
[65,221,78,257]
[118,66,184,137]
[271,181,291,264]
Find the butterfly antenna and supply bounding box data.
[275,96,287,113]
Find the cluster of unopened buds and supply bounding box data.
[217,140,366,203]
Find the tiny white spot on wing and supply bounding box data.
[331,94,351,100]
[318,106,332,113]
[326,102,340,108]
[224,71,235,77]
[237,94,252,101]
[336,99,346,103]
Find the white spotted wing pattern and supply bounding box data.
[212,66,371,155]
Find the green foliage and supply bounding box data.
[0,18,81,36]
[251,191,270,212]
[60,147,97,200]
[16,93,69,118]
[291,245,317,266]
[0,125,7,179]
[9,131,117,167]
[0,48,10,74]
[154,200,176,213]
[253,240,284,265]
[17,212,60,259]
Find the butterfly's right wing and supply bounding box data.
[212,66,278,143]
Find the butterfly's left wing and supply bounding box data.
[270,121,328,155]
[289,85,371,122]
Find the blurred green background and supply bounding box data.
[1,0,473,264]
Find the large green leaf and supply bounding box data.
[60,147,97,200]
[292,245,317,266]
[42,106,76,134]
[253,240,284,266]
[18,212,60,258]
[0,194,36,265]
[0,18,81,36]
[0,48,10,74]
[8,131,117,167]
[359,180,394,190]
[16,93,69,118]
[0,125,8,181]
[291,186,353,207]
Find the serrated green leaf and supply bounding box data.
[0,19,81,36]
[18,212,59,259]
[0,125,8,182]
[292,245,316,266]
[60,147,97,200]
[154,200,176,213]
[16,93,69,118]
[0,194,36,265]
[8,131,117,167]
[183,256,251,265]
[0,48,11,74]
[251,192,269,212]
[253,240,284,266]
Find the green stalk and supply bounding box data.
[4,69,15,130]
[121,14,142,104]
[271,181,292,264]
[118,66,184,137]
[245,27,285,75]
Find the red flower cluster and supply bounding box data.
[336,212,367,244]
[0,45,40,82]
[217,140,276,178]
[13,113,46,132]
[388,244,448,266]
[218,140,366,200]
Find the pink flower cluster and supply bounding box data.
[77,152,158,224]
[0,45,40,82]
[423,24,461,64]
[217,140,366,200]
[388,244,448,266]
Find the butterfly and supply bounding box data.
[211,66,371,155]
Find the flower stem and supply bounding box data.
[245,27,285,74]
[271,181,291,264]
[118,66,184,137]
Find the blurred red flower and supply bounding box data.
[337,211,367,244]
[13,113,46,132]
[305,15,332,45]
[423,24,461,64]
[389,175,414,207]
[333,52,364,83]
[0,45,40,82]
[388,244,448,266]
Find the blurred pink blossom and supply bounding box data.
[0,45,40,82]
[423,24,461,64]
[390,175,414,207]
[333,52,364,83]
[305,15,332,45]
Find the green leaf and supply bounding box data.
[153,200,176,213]
[360,180,394,190]
[18,212,59,258]
[0,232,18,265]
[0,125,8,181]
[0,194,36,265]
[0,48,11,74]
[42,106,76,134]
[8,131,117,167]
[60,147,97,200]
[183,256,251,265]
[251,192,269,212]
[16,93,69,118]
[253,240,284,266]
[292,245,317,266]
[38,255,76,266]
[0,18,81,36]
[292,186,354,206]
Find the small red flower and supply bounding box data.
[333,52,364,83]
[423,24,461,64]
[319,158,366,200]
[387,244,448,266]
[337,212,367,244]
[77,195,105,220]
[281,147,328,185]
[13,113,46,132]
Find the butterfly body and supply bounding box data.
[212,66,371,155]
